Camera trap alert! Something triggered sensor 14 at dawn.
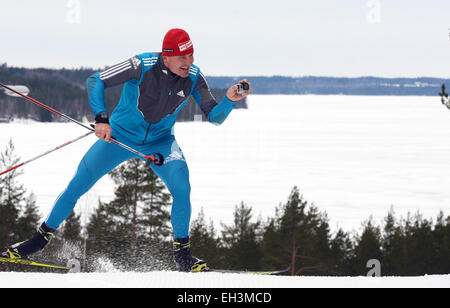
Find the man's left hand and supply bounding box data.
[226,79,252,102]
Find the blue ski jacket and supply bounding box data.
[87,52,237,144]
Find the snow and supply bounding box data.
[0,272,448,288]
[1,95,448,233]
[1,95,449,287]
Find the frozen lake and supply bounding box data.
[1,95,449,233]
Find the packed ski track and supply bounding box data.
[0,271,448,288]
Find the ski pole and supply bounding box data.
[0,82,164,166]
[0,131,94,176]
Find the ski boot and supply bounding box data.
[173,237,209,272]
[1,222,55,259]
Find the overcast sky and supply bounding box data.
[1,0,449,77]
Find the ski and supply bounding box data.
[208,267,290,275]
[1,254,287,275]
[0,255,81,272]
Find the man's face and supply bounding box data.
[163,53,194,78]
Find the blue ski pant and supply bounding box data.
[45,130,191,239]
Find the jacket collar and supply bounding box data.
[157,53,179,80]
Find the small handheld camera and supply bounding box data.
[236,82,250,95]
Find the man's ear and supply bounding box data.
[162,56,169,66]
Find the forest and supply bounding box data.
[1,140,448,276]
[0,63,247,123]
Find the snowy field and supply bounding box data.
[0,95,449,233]
[0,272,448,288]
[1,95,449,288]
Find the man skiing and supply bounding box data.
[2,28,251,272]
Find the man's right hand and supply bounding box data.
[95,123,112,142]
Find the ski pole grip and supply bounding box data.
[154,153,164,166]
[145,153,164,167]
[90,124,117,140]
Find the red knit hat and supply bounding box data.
[162,28,194,57]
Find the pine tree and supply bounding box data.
[403,212,435,275]
[85,159,171,270]
[329,228,354,275]
[260,217,285,271]
[304,205,333,273]
[189,208,222,268]
[108,158,171,244]
[353,217,382,275]
[220,202,262,270]
[278,187,308,275]
[0,140,28,249]
[60,211,83,243]
[433,211,450,274]
[274,187,332,275]
[381,207,406,275]
[0,140,41,272]
[16,193,41,239]
[85,200,116,268]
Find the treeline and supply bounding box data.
[0,63,247,123]
[207,76,450,96]
[3,63,450,97]
[1,141,449,275]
